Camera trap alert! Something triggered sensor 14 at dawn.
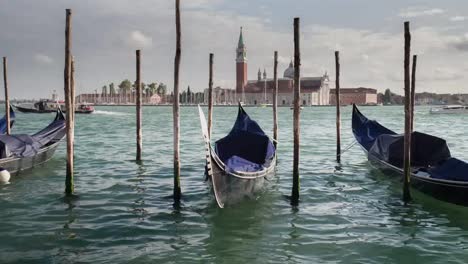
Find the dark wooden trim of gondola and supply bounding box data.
[403,21,412,203]
[291,17,301,206]
[173,0,182,202]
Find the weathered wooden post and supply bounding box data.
[291,17,301,206]
[2,57,10,135]
[410,55,417,132]
[64,9,74,195]
[273,51,278,148]
[136,50,142,162]
[173,0,182,202]
[208,53,213,136]
[335,51,341,163]
[70,56,75,123]
[403,21,412,203]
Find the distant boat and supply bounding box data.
[0,109,65,176]
[290,106,304,110]
[430,105,468,114]
[352,104,468,206]
[260,103,272,107]
[198,103,276,208]
[14,100,94,114]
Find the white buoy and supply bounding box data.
[0,168,11,183]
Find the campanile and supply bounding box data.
[236,27,247,99]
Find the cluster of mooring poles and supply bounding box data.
[3,3,418,206]
[63,9,144,197]
[60,5,418,206]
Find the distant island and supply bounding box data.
[378,89,468,105]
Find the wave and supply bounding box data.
[93,110,131,116]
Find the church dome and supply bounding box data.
[283,61,295,79]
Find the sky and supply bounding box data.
[1,0,468,99]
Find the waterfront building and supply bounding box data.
[203,87,237,105]
[329,87,378,105]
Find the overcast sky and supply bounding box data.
[1,0,468,99]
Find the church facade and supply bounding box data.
[236,28,330,106]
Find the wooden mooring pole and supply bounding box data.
[291,17,301,206]
[136,50,142,162]
[208,53,213,137]
[70,57,75,124]
[335,51,341,163]
[403,21,412,203]
[2,57,10,135]
[273,51,278,148]
[173,0,181,202]
[64,9,74,195]
[410,55,417,132]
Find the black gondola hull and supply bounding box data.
[366,151,468,206]
[14,105,94,114]
[14,105,56,113]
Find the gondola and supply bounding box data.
[352,104,468,206]
[198,104,276,208]
[0,106,16,134]
[0,109,66,176]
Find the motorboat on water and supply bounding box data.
[14,100,94,114]
[430,105,468,114]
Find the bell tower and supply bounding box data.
[236,27,247,98]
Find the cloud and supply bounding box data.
[34,53,53,64]
[450,16,467,22]
[433,67,463,80]
[399,7,445,18]
[125,30,152,49]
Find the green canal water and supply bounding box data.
[0,105,468,263]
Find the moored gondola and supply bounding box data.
[0,109,66,176]
[352,104,468,206]
[198,104,276,208]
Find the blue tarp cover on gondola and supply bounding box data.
[368,132,451,168]
[353,105,451,167]
[429,158,468,181]
[0,110,65,158]
[0,106,16,134]
[215,105,275,172]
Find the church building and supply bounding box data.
[236,27,330,106]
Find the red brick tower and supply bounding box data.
[236,27,247,101]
